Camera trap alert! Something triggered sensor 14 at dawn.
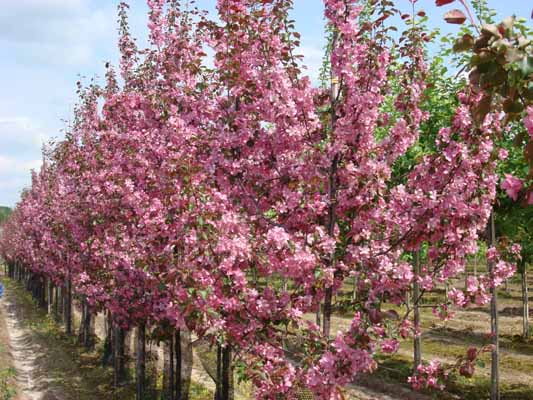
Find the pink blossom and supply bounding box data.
[501,174,523,201]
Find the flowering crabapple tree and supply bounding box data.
[0,0,525,399]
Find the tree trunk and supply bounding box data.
[163,337,176,400]
[47,279,53,315]
[221,345,232,400]
[114,325,126,387]
[102,311,114,366]
[179,329,193,400]
[215,344,222,400]
[523,266,529,339]
[322,28,340,340]
[214,343,233,400]
[487,212,499,400]
[175,331,181,400]
[80,299,93,350]
[169,335,175,400]
[65,279,72,335]
[54,285,60,321]
[322,289,333,337]
[136,323,146,400]
[413,251,422,372]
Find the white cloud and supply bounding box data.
[0,0,115,66]
[0,155,41,175]
[299,45,325,84]
[0,116,46,206]
[0,117,51,150]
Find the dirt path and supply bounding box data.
[1,294,63,400]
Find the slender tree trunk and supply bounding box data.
[180,329,193,400]
[523,266,529,339]
[79,299,93,350]
[78,301,86,344]
[163,340,171,399]
[114,325,126,387]
[215,344,222,400]
[413,251,422,372]
[54,285,60,321]
[136,323,146,400]
[323,288,333,337]
[102,311,114,366]
[47,279,53,315]
[169,335,175,400]
[322,28,340,339]
[42,278,46,307]
[175,330,181,400]
[487,212,499,400]
[221,345,232,400]
[65,279,72,335]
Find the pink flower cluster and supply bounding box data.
[0,1,521,398]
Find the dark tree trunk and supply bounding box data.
[322,288,332,337]
[169,335,175,400]
[136,323,146,400]
[322,27,340,339]
[64,279,72,335]
[175,330,181,400]
[54,285,61,321]
[180,329,193,400]
[47,279,53,315]
[413,251,422,372]
[487,213,499,400]
[221,345,232,400]
[102,311,114,366]
[214,343,233,400]
[114,324,126,387]
[214,344,222,400]
[522,266,529,339]
[78,299,93,350]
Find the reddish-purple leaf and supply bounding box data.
[436,0,455,6]
[444,9,467,24]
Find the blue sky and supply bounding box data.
[0,0,531,207]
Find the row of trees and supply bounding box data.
[0,0,531,399]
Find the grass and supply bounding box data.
[190,380,214,400]
[328,273,533,400]
[0,288,17,400]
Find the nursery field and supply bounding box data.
[1,264,533,400]
[0,0,532,399]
